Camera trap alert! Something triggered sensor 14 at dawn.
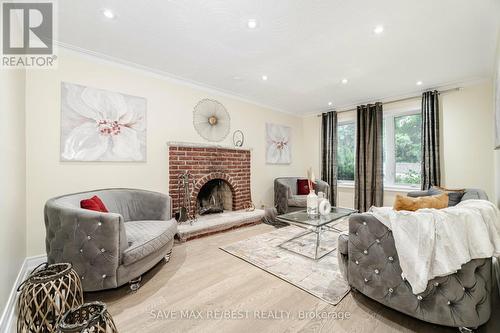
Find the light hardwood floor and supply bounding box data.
[86,224,500,333]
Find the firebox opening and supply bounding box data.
[197,179,233,215]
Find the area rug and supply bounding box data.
[220,223,350,305]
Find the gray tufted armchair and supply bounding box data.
[44,188,177,291]
[338,189,494,331]
[274,177,330,214]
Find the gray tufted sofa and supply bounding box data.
[44,188,177,291]
[274,177,330,214]
[338,189,495,330]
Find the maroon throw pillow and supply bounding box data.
[297,179,313,195]
[80,195,108,213]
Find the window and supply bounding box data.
[337,122,355,182]
[384,111,422,187]
[336,110,422,188]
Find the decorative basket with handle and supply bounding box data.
[17,262,84,333]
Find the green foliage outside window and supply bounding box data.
[337,123,355,181]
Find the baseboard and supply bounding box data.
[0,254,47,333]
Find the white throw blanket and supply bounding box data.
[369,200,500,294]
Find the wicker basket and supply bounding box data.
[17,263,84,333]
[58,301,118,333]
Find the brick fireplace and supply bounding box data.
[168,142,252,217]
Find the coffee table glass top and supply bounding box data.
[277,207,357,227]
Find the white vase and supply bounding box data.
[307,190,318,217]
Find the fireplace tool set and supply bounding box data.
[176,171,196,224]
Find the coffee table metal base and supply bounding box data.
[277,225,342,261]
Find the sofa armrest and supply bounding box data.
[314,179,330,197]
[337,233,349,282]
[44,201,127,291]
[274,179,291,214]
[347,213,401,297]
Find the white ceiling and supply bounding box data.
[57,0,500,115]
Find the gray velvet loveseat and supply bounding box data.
[274,177,330,214]
[338,189,494,331]
[44,188,177,291]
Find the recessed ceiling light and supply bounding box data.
[416,81,423,86]
[102,9,115,19]
[341,78,348,84]
[247,19,257,29]
[261,75,268,81]
[328,102,333,106]
[374,25,384,34]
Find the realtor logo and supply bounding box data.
[1,1,56,68]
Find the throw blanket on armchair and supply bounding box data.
[369,199,500,294]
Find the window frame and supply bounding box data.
[383,109,422,190]
[337,120,356,186]
[334,109,422,190]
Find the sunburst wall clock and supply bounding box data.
[193,99,230,142]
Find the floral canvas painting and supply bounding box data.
[61,82,147,161]
[266,123,291,164]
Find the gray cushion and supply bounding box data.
[288,194,307,207]
[407,187,487,207]
[428,187,464,206]
[123,219,177,266]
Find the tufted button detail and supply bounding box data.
[355,260,359,265]
[101,248,105,253]
[81,276,84,280]
[87,235,91,240]
[375,239,380,244]
[447,301,451,305]
[102,274,107,279]
[388,256,394,262]
[388,288,393,293]
[417,295,423,301]
[355,232,359,236]
[364,278,368,283]
[363,250,368,255]
[98,222,102,226]
[374,269,379,274]
[462,287,466,291]
[434,282,439,287]
[363,222,367,226]
[79,249,83,253]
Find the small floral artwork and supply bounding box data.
[60,82,147,161]
[266,123,291,164]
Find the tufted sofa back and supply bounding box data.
[51,188,171,222]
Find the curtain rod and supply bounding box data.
[316,87,461,117]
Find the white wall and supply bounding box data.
[25,48,306,256]
[494,30,500,207]
[0,24,26,312]
[303,81,495,209]
[441,82,494,198]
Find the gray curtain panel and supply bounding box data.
[355,103,384,212]
[421,90,441,190]
[321,111,337,205]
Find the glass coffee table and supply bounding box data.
[276,207,357,260]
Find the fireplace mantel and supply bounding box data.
[167,141,252,151]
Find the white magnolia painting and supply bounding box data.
[61,82,147,161]
[266,123,291,164]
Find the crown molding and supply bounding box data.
[301,76,492,118]
[54,41,298,117]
